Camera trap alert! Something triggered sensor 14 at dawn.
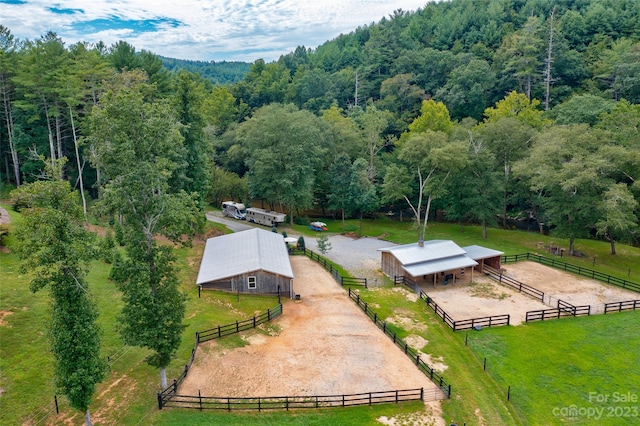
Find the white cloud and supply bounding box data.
[3,0,432,62]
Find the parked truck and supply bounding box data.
[246,207,286,227]
[221,201,246,220]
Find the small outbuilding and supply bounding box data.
[378,240,503,287]
[196,228,294,298]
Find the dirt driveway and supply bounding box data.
[179,256,444,423]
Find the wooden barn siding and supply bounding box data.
[202,270,291,295]
[231,270,291,294]
[381,252,405,279]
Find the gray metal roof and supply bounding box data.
[378,240,467,265]
[404,255,478,276]
[196,228,293,285]
[462,245,504,260]
[379,239,495,277]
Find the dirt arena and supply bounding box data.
[421,261,640,325]
[179,256,444,424]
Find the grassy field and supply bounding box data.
[2,204,640,425]
[467,313,640,425]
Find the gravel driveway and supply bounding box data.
[205,211,396,283]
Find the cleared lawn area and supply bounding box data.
[467,311,640,425]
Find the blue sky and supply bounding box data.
[1,0,432,62]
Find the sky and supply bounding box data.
[1,0,433,63]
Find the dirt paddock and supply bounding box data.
[179,256,444,423]
[421,261,640,325]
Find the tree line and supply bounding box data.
[1,0,640,422]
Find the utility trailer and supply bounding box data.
[221,201,246,220]
[246,207,286,227]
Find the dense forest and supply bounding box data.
[1,0,639,252]
[159,56,250,84]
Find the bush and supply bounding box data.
[114,221,125,246]
[297,235,306,250]
[100,230,117,264]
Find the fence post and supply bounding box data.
[373,312,377,324]
[483,357,487,371]
[173,379,177,394]
[236,320,239,332]
[365,278,368,288]
[369,392,372,406]
[54,395,59,414]
[198,285,201,298]
[420,387,424,401]
[217,325,221,338]
[157,393,163,410]
[268,308,271,321]
[507,385,511,401]
[199,389,202,411]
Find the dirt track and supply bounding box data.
[179,256,442,400]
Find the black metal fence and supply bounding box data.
[161,388,427,410]
[394,276,510,331]
[347,288,451,399]
[502,253,640,293]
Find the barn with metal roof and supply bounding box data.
[378,240,503,287]
[197,228,294,297]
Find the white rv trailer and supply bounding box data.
[221,201,246,220]
[246,207,286,226]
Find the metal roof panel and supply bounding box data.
[196,228,293,284]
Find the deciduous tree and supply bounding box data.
[13,160,106,426]
[86,80,199,388]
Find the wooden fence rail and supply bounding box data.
[198,305,283,343]
[299,248,368,288]
[502,253,640,293]
[452,315,510,331]
[160,388,427,410]
[394,276,510,331]
[483,266,545,302]
[604,299,640,314]
[526,305,591,322]
[157,304,283,408]
[348,288,452,399]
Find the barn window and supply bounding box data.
[248,276,257,289]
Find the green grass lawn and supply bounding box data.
[2,205,640,425]
[466,312,640,425]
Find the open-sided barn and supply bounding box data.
[378,240,503,287]
[196,228,294,298]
